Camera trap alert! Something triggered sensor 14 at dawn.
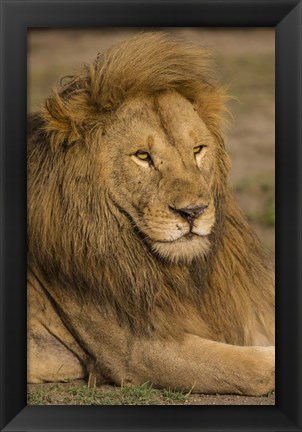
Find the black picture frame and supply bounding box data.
[0,0,301,431]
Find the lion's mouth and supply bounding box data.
[139,213,215,245]
[151,228,211,263]
[156,231,206,244]
[177,232,199,241]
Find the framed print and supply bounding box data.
[0,1,301,431]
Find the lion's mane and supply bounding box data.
[28,33,274,342]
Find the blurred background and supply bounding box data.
[28,28,275,258]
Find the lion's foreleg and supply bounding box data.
[127,335,275,396]
[27,277,87,383]
[63,311,275,396]
[40,285,274,396]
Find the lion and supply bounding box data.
[27,32,275,396]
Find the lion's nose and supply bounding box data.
[170,204,209,224]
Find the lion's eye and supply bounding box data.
[193,145,205,155]
[135,151,152,161]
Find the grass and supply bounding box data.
[234,176,274,193]
[27,381,276,406]
[27,381,190,405]
[248,198,275,227]
[234,175,275,227]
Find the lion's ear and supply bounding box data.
[41,89,89,151]
[195,85,231,137]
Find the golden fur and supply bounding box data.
[27,33,275,395]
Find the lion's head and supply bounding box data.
[99,90,225,262]
[28,33,230,268]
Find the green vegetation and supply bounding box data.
[27,382,190,405]
[248,198,275,227]
[234,175,274,194]
[234,175,275,227]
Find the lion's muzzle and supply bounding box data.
[169,203,209,228]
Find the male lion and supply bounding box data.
[27,33,275,396]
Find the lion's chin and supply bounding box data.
[151,235,210,263]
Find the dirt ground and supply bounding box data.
[27,28,275,406]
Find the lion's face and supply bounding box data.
[100,91,218,262]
